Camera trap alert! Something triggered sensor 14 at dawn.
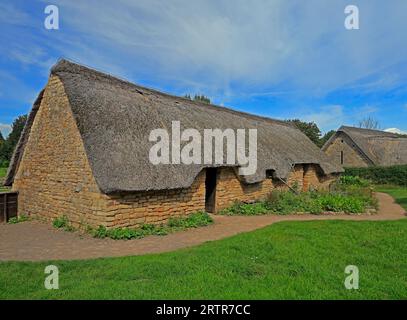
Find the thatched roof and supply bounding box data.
[6,59,342,193]
[322,126,407,166]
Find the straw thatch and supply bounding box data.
[322,126,407,166]
[6,59,342,193]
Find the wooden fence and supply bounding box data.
[0,192,18,223]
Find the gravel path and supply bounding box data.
[0,192,405,262]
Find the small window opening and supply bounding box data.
[266,170,274,179]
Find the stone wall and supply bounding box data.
[213,164,334,211]
[303,165,336,191]
[13,75,338,229]
[324,133,369,167]
[12,75,107,228]
[215,168,274,211]
[104,172,205,228]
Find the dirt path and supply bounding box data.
[0,192,405,262]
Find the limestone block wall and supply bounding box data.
[104,172,205,228]
[287,165,304,191]
[324,133,369,167]
[12,75,107,228]
[215,168,275,211]
[303,165,337,191]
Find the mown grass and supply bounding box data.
[0,219,406,300]
[375,185,407,210]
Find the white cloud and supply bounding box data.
[384,128,407,135]
[297,105,345,132]
[28,0,407,97]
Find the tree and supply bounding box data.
[358,117,380,130]
[184,94,211,104]
[286,119,321,146]
[0,114,27,167]
[319,130,336,148]
[0,131,4,143]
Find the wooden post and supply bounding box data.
[3,193,7,222]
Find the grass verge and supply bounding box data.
[375,185,407,210]
[0,219,406,299]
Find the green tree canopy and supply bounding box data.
[285,119,322,146]
[0,114,28,167]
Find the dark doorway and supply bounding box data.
[205,168,218,213]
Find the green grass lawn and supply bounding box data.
[1,219,406,299]
[375,185,407,210]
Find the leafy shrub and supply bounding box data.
[339,175,370,187]
[53,215,75,232]
[219,180,377,216]
[167,211,213,228]
[7,214,29,224]
[219,201,270,216]
[344,165,407,186]
[93,211,213,240]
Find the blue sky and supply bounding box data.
[1,0,407,137]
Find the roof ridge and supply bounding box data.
[51,58,294,129]
[340,125,404,137]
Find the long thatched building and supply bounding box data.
[322,126,407,167]
[5,60,342,229]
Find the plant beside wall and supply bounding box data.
[53,215,76,232]
[219,177,377,216]
[92,211,213,240]
[52,211,213,240]
[7,215,29,224]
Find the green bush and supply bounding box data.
[7,215,29,224]
[219,177,377,216]
[344,165,407,186]
[266,190,372,214]
[339,175,370,187]
[52,215,75,232]
[219,201,270,216]
[93,211,213,240]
